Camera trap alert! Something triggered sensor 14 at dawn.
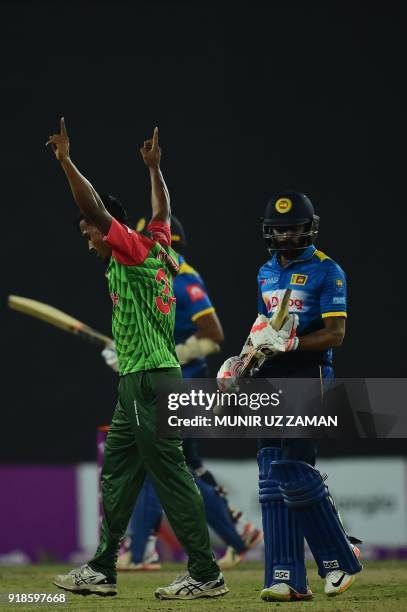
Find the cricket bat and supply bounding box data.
[240,288,292,377]
[8,295,113,349]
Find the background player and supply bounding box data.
[46,118,228,600]
[102,216,262,569]
[218,191,362,601]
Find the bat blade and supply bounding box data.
[8,295,112,348]
[270,288,292,331]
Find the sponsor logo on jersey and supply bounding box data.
[333,296,346,304]
[264,293,304,312]
[323,560,339,569]
[260,276,279,286]
[274,569,290,580]
[110,291,120,307]
[290,273,308,286]
[186,284,207,302]
[275,197,292,213]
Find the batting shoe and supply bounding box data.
[117,535,161,571]
[218,523,263,569]
[155,571,229,600]
[324,545,362,597]
[217,546,242,569]
[53,564,117,597]
[261,582,313,602]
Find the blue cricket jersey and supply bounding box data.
[174,255,215,377]
[257,245,347,366]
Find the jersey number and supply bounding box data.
[155,268,176,315]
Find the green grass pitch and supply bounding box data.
[1,561,406,611]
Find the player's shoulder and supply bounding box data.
[312,249,346,276]
[178,261,200,277]
[175,258,204,286]
[258,256,276,277]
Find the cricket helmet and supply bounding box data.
[170,215,187,249]
[262,190,319,254]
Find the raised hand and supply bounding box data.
[140,126,161,168]
[46,117,70,161]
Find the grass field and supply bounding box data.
[1,561,406,611]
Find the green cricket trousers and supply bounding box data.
[89,367,219,581]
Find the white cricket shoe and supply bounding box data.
[53,564,117,596]
[117,535,161,571]
[324,545,362,597]
[155,571,229,600]
[217,546,243,569]
[218,523,263,569]
[261,582,313,602]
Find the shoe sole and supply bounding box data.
[53,581,117,597]
[326,574,356,597]
[261,587,313,602]
[155,585,229,600]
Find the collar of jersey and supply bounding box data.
[271,245,316,270]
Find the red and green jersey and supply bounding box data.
[104,218,180,375]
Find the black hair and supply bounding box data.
[75,193,129,230]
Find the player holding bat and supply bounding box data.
[217,192,362,601]
[46,118,228,600]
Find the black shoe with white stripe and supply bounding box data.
[53,564,117,597]
[155,571,229,600]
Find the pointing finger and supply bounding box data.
[152,126,159,149]
[60,117,67,136]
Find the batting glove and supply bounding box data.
[217,356,245,392]
[250,313,299,353]
[101,343,119,372]
[270,314,300,352]
[176,336,220,365]
[249,314,279,350]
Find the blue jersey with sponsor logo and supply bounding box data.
[257,245,347,366]
[174,255,215,377]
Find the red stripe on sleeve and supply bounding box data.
[146,220,171,246]
[104,218,152,265]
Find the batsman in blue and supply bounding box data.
[218,191,362,601]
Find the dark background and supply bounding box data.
[2,1,406,462]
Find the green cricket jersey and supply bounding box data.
[104,218,180,375]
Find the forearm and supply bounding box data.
[194,313,224,344]
[149,166,170,222]
[298,328,344,351]
[59,157,108,230]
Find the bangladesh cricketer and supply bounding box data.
[217,191,362,602]
[46,118,228,600]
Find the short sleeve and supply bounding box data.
[320,262,347,318]
[145,220,171,246]
[104,217,151,265]
[178,274,214,322]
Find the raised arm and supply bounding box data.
[139,127,170,223]
[46,118,112,234]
